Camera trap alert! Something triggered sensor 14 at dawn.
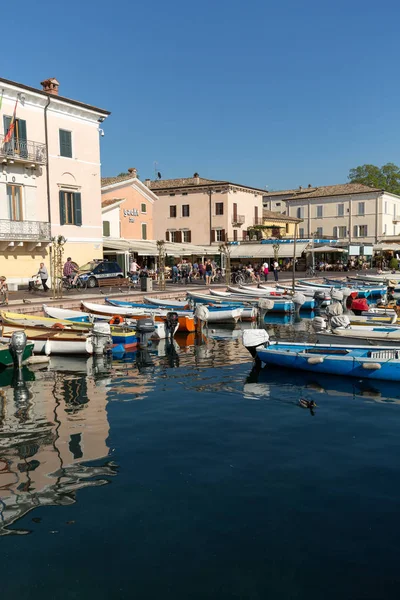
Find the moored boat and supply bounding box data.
[242,329,400,381]
[0,340,34,368]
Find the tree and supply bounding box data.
[348,163,400,195]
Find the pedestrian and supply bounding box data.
[172,264,179,284]
[129,258,140,274]
[273,260,279,282]
[0,276,9,305]
[205,260,213,285]
[35,262,49,291]
[262,261,269,281]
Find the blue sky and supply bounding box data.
[6,0,400,190]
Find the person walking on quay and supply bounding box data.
[172,264,179,284]
[262,261,269,281]
[205,260,213,285]
[35,262,49,291]
[273,260,279,282]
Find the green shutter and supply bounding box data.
[103,221,110,237]
[17,119,27,157]
[73,193,82,226]
[3,115,11,136]
[59,129,72,158]
[59,191,66,225]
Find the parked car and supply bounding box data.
[78,260,123,288]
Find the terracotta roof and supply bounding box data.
[101,173,267,193]
[0,76,110,116]
[268,183,382,201]
[264,188,310,197]
[262,209,302,222]
[102,197,125,209]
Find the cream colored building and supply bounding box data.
[148,173,264,246]
[263,183,400,245]
[0,76,110,285]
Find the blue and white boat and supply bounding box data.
[298,279,383,299]
[242,330,400,381]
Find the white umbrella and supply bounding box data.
[373,243,400,251]
[307,245,345,253]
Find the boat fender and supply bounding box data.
[258,298,274,311]
[52,322,65,330]
[307,356,324,364]
[194,304,209,323]
[110,315,124,325]
[45,339,51,356]
[362,362,381,370]
[23,355,50,365]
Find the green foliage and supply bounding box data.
[349,163,400,195]
[389,257,399,270]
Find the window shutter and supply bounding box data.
[59,191,66,225]
[333,226,337,238]
[3,115,11,136]
[221,229,226,241]
[165,231,170,241]
[176,231,182,243]
[73,193,82,226]
[59,130,72,158]
[353,225,358,238]
[103,221,110,237]
[254,206,258,222]
[233,203,238,220]
[364,225,368,236]
[187,230,191,243]
[211,229,215,242]
[18,119,27,141]
[242,230,247,240]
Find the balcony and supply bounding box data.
[0,220,51,242]
[0,135,47,165]
[232,214,245,226]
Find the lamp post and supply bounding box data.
[219,238,232,285]
[157,240,166,291]
[50,235,66,299]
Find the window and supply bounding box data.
[59,129,72,158]
[59,190,82,226]
[233,229,237,241]
[316,227,323,237]
[3,116,27,157]
[275,202,281,207]
[182,204,190,217]
[169,193,175,197]
[170,205,177,218]
[103,221,110,237]
[316,205,323,218]
[354,225,368,237]
[141,223,147,240]
[215,202,224,215]
[299,227,304,238]
[338,226,347,238]
[7,185,23,221]
[141,203,147,213]
[182,230,191,242]
[216,229,225,242]
[358,202,365,216]
[296,207,304,219]
[169,231,177,242]
[338,203,344,217]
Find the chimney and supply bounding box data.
[193,172,200,184]
[128,168,137,178]
[308,183,312,188]
[40,77,60,95]
[299,185,303,191]
[144,178,151,188]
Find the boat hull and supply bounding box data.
[0,342,34,368]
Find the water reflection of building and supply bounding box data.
[0,366,116,536]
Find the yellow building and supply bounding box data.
[246,209,302,240]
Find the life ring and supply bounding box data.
[109,315,124,325]
[52,322,65,330]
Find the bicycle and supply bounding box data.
[61,276,87,291]
[305,266,316,277]
[234,271,253,285]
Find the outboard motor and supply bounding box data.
[292,292,306,312]
[242,329,269,358]
[91,322,113,355]
[312,316,327,333]
[314,290,326,311]
[331,315,350,329]
[194,304,210,329]
[9,331,27,370]
[136,317,156,347]
[165,311,179,338]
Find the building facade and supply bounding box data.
[264,183,400,245]
[145,173,264,246]
[0,76,109,285]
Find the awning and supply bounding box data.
[229,242,309,259]
[102,238,216,257]
[307,245,346,253]
[373,243,400,251]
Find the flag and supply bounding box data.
[4,97,18,144]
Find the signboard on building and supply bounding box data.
[349,245,361,255]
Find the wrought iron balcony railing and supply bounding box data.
[232,214,245,225]
[0,220,51,241]
[0,135,47,165]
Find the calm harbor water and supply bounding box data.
[1,319,400,599]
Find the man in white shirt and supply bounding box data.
[130,259,140,273]
[273,260,279,282]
